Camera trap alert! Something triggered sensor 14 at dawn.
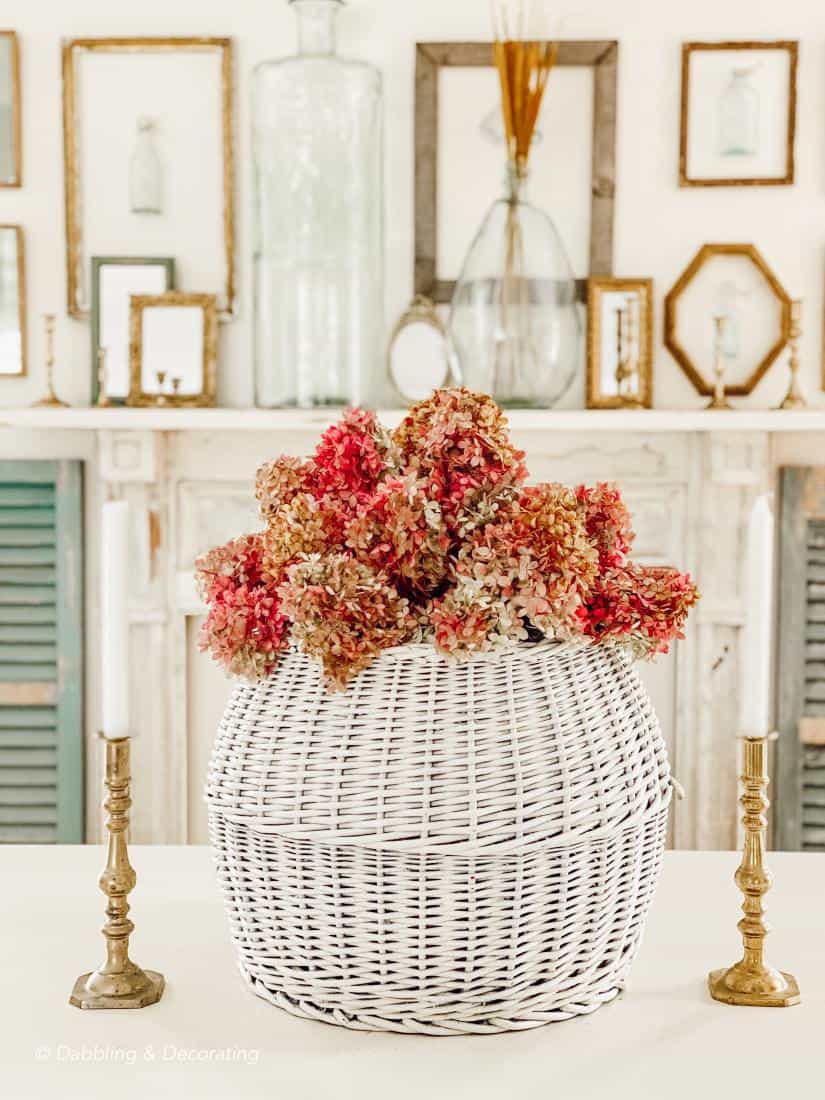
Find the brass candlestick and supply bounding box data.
[70,736,164,1009]
[613,299,642,408]
[707,315,732,410]
[96,347,112,408]
[778,299,806,410]
[708,734,800,1007]
[32,314,69,408]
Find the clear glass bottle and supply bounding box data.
[129,117,162,215]
[449,166,580,407]
[719,67,759,157]
[252,0,383,408]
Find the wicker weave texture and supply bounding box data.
[207,641,671,1034]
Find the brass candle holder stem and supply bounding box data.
[778,299,806,410]
[707,314,733,410]
[70,736,164,1009]
[708,734,800,1007]
[32,314,69,408]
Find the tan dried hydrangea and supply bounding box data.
[255,455,314,523]
[277,554,416,689]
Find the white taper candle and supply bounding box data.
[739,494,774,737]
[101,501,130,739]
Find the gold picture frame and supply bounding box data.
[62,37,236,320]
[0,31,22,188]
[586,278,653,409]
[0,224,26,376]
[679,41,798,187]
[128,291,217,407]
[664,243,791,397]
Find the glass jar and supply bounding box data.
[449,166,580,407]
[252,0,383,408]
[719,67,759,157]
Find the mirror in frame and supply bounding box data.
[387,295,452,403]
[0,225,26,376]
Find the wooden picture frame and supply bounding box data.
[679,41,798,187]
[414,40,617,304]
[62,37,236,321]
[0,31,22,188]
[664,243,791,398]
[128,291,217,407]
[586,278,653,409]
[0,224,26,376]
[91,256,175,405]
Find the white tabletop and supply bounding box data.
[0,846,822,1100]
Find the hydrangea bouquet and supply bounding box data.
[196,389,698,690]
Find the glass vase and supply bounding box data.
[252,0,383,409]
[449,168,580,408]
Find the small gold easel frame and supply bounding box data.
[127,291,217,408]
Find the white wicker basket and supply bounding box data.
[206,639,671,1035]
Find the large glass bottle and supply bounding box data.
[449,166,580,408]
[252,0,383,408]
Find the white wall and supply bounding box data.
[1,0,824,410]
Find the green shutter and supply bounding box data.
[0,461,84,842]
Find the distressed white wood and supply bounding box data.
[6,406,825,433]
[0,417,810,847]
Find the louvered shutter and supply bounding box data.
[0,461,83,842]
[800,522,825,849]
[777,469,825,850]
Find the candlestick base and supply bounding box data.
[69,736,165,1011]
[708,965,800,1008]
[70,967,165,1011]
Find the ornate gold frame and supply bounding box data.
[415,40,618,304]
[62,37,236,320]
[664,243,792,397]
[0,224,26,376]
[0,31,22,188]
[128,291,217,407]
[586,277,653,409]
[679,41,798,188]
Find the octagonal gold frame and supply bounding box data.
[664,243,792,397]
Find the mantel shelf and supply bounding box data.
[3,405,825,433]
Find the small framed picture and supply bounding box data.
[91,256,175,403]
[0,224,26,376]
[0,31,21,188]
[128,291,217,407]
[586,278,653,409]
[680,41,797,187]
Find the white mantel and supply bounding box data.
[5,406,825,432]
[3,406,823,849]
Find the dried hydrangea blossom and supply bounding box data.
[345,475,450,596]
[195,533,289,679]
[255,455,315,524]
[452,483,598,639]
[393,388,528,534]
[278,554,416,689]
[311,407,398,509]
[576,482,635,569]
[580,562,700,659]
[261,492,345,577]
[198,393,700,687]
[429,580,526,658]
